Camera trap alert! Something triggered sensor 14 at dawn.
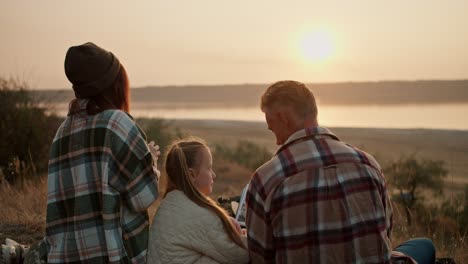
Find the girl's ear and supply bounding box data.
[188,168,197,181]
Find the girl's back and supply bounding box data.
[148,190,248,264]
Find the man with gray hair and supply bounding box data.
[245,80,435,263]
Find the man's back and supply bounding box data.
[246,127,393,264]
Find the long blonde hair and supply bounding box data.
[164,137,245,249]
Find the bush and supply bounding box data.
[384,156,448,225]
[439,184,468,235]
[213,140,272,170]
[135,118,184,156]
[0,77,62,183]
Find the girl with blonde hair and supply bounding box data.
[147,137,249,264]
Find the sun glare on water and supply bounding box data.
[300,30,335,62]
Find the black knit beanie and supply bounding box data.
[64,42,121,98]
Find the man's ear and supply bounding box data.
[277,111,290,128]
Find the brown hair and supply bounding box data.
[261,80,318,120]
[68,64,130,115]
[164,137,246,249]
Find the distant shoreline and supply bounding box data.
[33,79,468,106]
[33,79,468,91]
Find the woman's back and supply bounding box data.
[46,101,159,263]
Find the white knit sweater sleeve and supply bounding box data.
[186,214,250,264]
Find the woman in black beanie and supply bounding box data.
[44,42,160,263]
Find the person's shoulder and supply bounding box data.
[95,110,140,137]
[99,109,134,124]
[361,150,382,170]
[253,155,279,181]
[153,191,189,228]
[249,156,286,200]
[340,141,382,171]
[155,191,221,231]
[160,191,215,218]
[51,117,72,140]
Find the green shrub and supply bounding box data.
[214,140,272,170]
[0,77,62,183]
[135,117,184,156]
[384,156,448,225]
[439,184,468,235]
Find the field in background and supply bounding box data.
[173,119,468,195]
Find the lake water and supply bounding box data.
[133,103,468,130]
[53,103,468,131]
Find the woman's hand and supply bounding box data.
[148,141,161,180]
[230,217,242,235]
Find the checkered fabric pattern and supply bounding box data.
[246,127,393,264]
[45,100,159,263]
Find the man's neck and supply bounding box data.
[288,119,318,138]
[303,118,318,128]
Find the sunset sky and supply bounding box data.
[1,0,467,89]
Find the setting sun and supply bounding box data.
[300,30,335,62]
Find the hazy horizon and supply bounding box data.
[30,78,468,91]
[34,80,468,106]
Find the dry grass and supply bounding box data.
[0,173,466,262]
[0,178,47,244]
[390,202,467,262]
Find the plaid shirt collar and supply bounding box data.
[68,98,136,119]
[67,98,89,116]
[276,126,340,155]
